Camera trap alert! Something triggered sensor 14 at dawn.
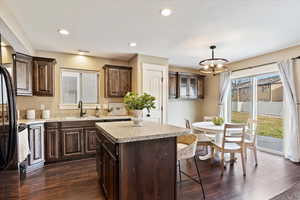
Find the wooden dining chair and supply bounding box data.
[184,119,212,153]
[244,119,258,166]
[177,134,205,199]
[211,123,246,176]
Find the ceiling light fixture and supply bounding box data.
[161,8,172,16]
[58,29,70,35]
[199,45,229,75]
[129,42,137,47]
[78,50,90,55]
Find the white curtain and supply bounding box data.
[278,59,300,162]
[219,72,231,121]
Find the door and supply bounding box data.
[61,128,84,159]
[142,63,167,123]
[101,144,118,200]
[230,71,283,154]
[13,53,33,96]
[32,57,55,96]
[119,68,131,96]
[45,129,60,162]
[107,68,120,97]
[85,128,97,154]
[189,76,198,99]
[168,72,178,99]
[231,77,253,124]
[28,124,44,165]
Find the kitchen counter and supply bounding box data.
[18,115,132,125]
[96,121,190,143]
[95,121,189,200]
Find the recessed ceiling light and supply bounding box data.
[58,29,69,35]
[161,8,172,16]
[78,50,90,55]
[129,42,137,47]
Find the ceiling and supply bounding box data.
[3,0,300,68]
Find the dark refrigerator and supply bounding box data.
[0,35,20,199]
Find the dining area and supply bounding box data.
[176,116,259,199]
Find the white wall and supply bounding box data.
[167,100,202,127]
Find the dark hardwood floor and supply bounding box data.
[5,151,300,200]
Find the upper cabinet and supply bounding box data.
[13,53,33,96]
[32,57,56,96]
[168,72,178,99]
[103,65,132,98]
[169,72,205,99]
[12,53,56,97]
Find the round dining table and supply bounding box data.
[192,121,243,161]
[192,121,243,135]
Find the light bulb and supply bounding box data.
[203,65,209,70]
[217,64,224,68]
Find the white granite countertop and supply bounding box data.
[18,115,132,125]
[96,121,190,143]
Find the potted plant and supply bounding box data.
[124,92,156,126]
[212,117,224,126]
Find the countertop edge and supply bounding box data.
[95,123,191,143]
[18,116,132,125]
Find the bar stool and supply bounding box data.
[177,134,206,199]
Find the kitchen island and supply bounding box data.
[95,121,190,200]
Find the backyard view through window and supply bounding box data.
[231,72,283,153]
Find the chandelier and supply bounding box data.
[198,45,229,75]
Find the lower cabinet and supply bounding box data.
[61,128,84,159]
[102,145,118,200]
[97,135,118,200]
[45,122,105,163]
[85,128,97,154]
[45,129,60,162]
[28,124,44,165]
[27,123,45,173]
[44,119,130,163]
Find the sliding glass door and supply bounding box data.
[256,73,283,153]
[230,72,283,154]
[231,77,253,124]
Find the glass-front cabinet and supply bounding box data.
[168,72,204,99]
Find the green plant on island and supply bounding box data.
[124,92,156,113]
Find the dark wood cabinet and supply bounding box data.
[13,53,33,96]
[28,124,44,165]
[168,72,178,99]
[119,68,131,97]
[101,144,118,200]
[32,57,56,96]
[169,72,205,99]
[44,118,131,164]
[26,123,45,173]
[85,128,97,154]
[13,53,56,97]
[103,65,132,98]
[95,131,177,200]
[197,77,205,99]
[45,128,60,162]
[61,128,84,159]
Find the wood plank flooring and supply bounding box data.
[6,151,300,200]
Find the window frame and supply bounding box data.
[59,68,100,109]
[227,68,283,155]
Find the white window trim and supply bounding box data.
[60,68,100,110]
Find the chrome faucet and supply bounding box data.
[78,100,87,117]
